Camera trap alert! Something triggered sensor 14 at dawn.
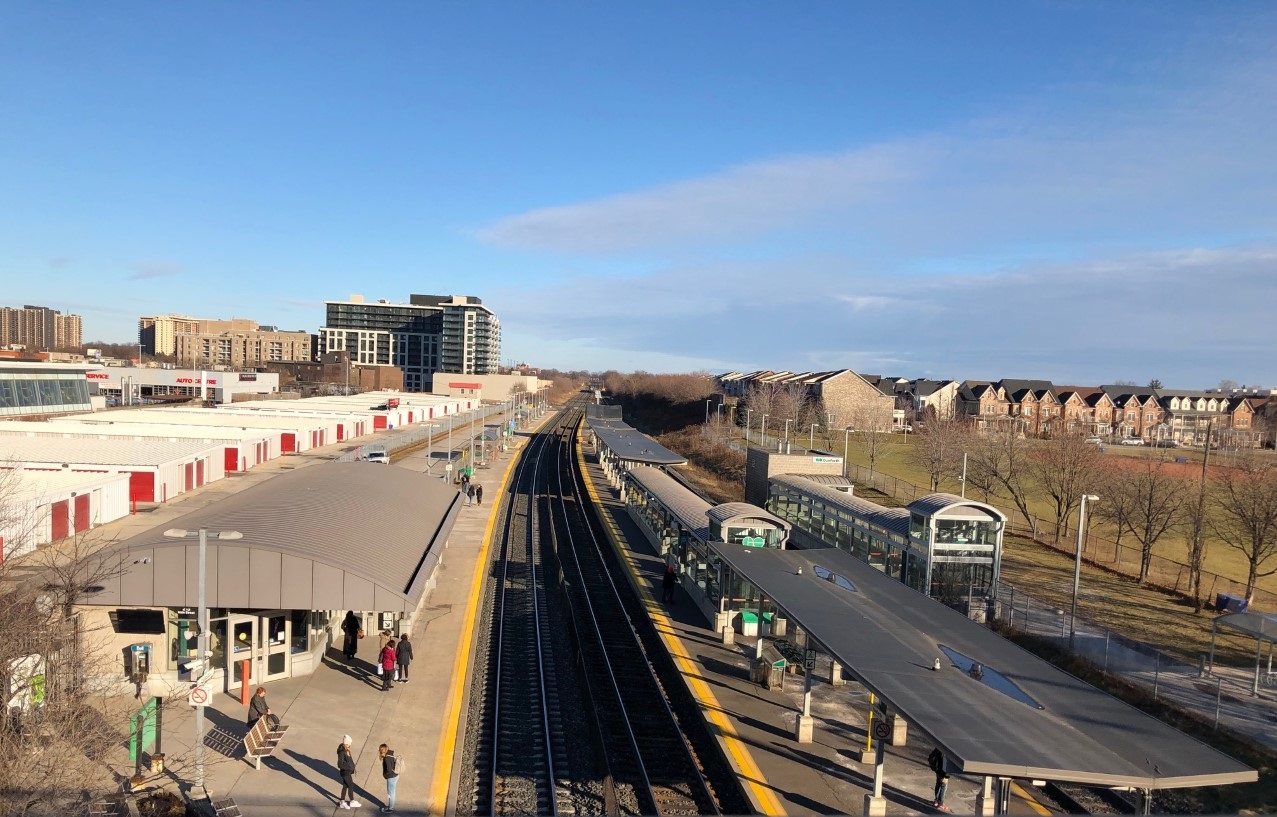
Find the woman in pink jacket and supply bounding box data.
[380,639,397,691]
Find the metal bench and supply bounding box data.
[242,716,288,770]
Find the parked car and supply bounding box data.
[1153,439,1179,448]
[894,424,913,433]
[1084,436,1103,445]
[1119,437,1145,446]
[365,450,390,464]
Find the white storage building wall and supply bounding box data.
[0,471,131,561]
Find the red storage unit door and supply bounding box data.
[408,411,414,424]
[312,430,319,449]
[224,447,238,472]
[51,500,70,541]
[128,471,155,502]
[281,433,296,453]
[374,416,387,430]
[74,493,91,533]
[184,462,194,492]
[196,459,205,487]
[337,423,345,442]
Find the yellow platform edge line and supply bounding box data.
[1010,781,1053,816]
[426,432,524,815]
[575,435,787,817]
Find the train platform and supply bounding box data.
[79,408,529,816]
[576,445,1054,817]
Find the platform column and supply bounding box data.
[976,775,995,815]
[772,614,788,638]
[795,664,814,743]
[862,738,887,817]
[887,711,908,746]
[829,662,847,686]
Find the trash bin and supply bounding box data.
[1215,593,1249,613]
[149,753,165,774]
[751,642,787,690]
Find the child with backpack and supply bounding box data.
[379,743,403,813]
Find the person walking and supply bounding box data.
[929,747,951,812]
[460,471,469,492]
[246,686,271,730]
[378,743,401,813]
[395,634,414,683]
[380,639,397,691]
[341,611,362,661]
[465,481,475,506]
[337,734,362,809]
[662,563,678,603]
[377,629,393,655]
[475,483,484,506]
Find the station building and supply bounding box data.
[82,463,460,690]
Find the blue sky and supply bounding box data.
[2,3,1275,388]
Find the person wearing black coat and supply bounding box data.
[396,634,414,683]
[341,611,361,661]
[337,734,361,809]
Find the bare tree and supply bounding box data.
[908,415,971,492]
[1093,462,1138,548]
[1209,453,1277,603]
[1108,459,1188,583]
[968,426,1035,529]
[1029,433,1106,544]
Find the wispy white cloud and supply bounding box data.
[495,244,1277,385]
[476,143,931,254]
[478,57,1277,260]
[129,261,184,281]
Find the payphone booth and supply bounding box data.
[125,643,152,685]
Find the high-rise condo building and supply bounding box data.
[318,294,501,392]
[0,305,83,351]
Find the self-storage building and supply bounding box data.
[0,436,225,503]
[0,469,131,561]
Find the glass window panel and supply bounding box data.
[36,378,60,406]
[16,378,38,407]
[0,380,16,408]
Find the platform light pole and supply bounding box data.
[810,423,818,451]
[745,409,752,443]
[761,415,768,449]
[844,428,852,479]
[1069,494,1099,649]
[705,399,712,423]
[783,418,791,449]
[163,527,243,795]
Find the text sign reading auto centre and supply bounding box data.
[812,456,843,464]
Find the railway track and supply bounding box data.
[551,413,719,815]
[462,400,736,815]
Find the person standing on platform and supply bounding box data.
[337,735,362,809]
[380,639,397,691]
[929,747,951,812]
[475,484,484,506]
[662,564,678,603]
[378,743,401,813]
[341,611,362,661]
[460,471,469,492]
[395,634,413,683]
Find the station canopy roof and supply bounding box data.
[587,419,686,466]
[712,542,1255,790]
[85,463,459,613]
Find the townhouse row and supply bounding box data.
[716,370,1273,447]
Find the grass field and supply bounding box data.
[820,431,1277,600]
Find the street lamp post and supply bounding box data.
[810,423,818,450]
[761,415,768,449]
[706,399,713,423]
[783,418,791,449]
[163,527,243,795]
[844,428,852,479]
[745,409,752,443]
[1069,494,1100,649]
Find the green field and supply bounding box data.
[804,430,1277,601]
